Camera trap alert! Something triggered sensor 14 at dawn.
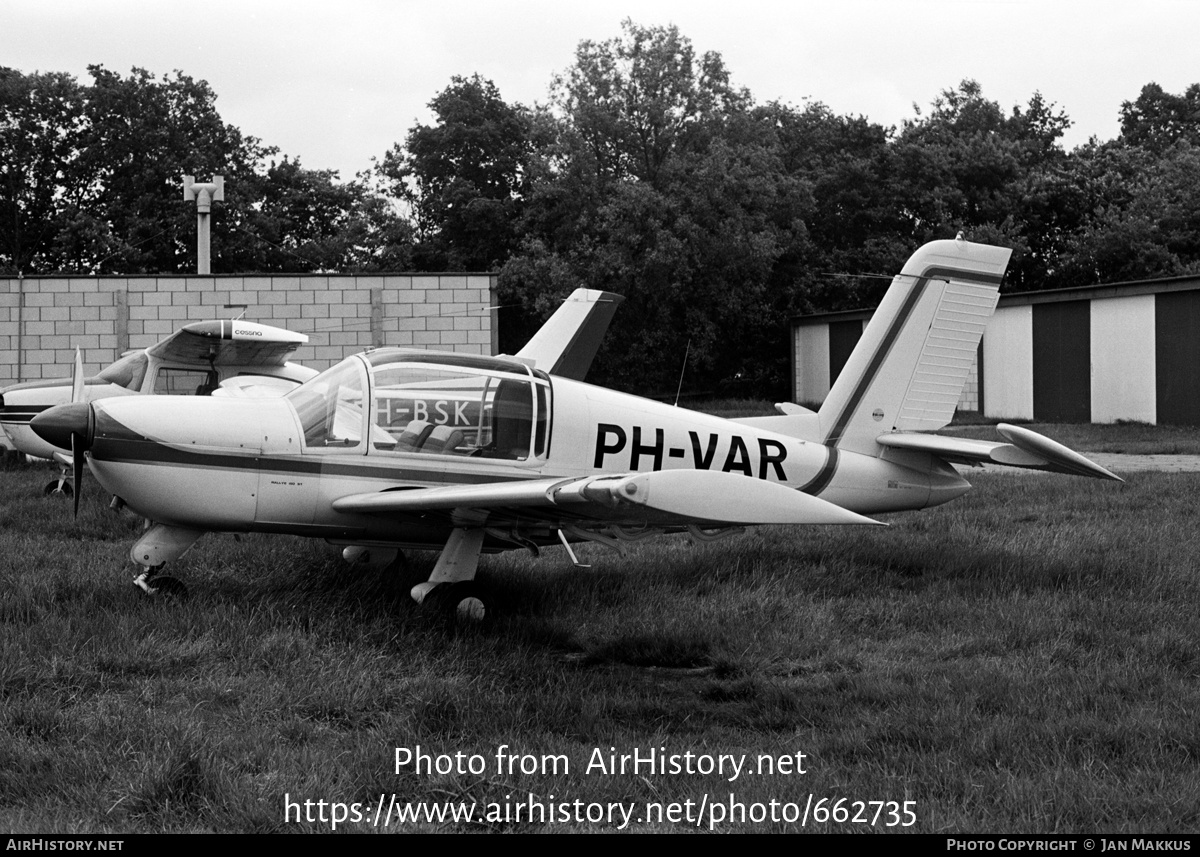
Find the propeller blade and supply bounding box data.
[71,347,85,404]
[71,431,84,518]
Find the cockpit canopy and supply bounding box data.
[287,350,552,461]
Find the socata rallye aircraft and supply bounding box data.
[32,238,1121,620]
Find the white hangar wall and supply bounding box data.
[980,305,1033,421]
[792,322,830,406]
[791,276,1200,426]
[1089,295,1155,425]
[0,273,498,383]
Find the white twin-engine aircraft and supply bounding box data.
[32,239,1120,619]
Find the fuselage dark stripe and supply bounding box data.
[823,265,1002,447]
[92,437,536,484]
[0,406,52,424]
[799,446,838,496]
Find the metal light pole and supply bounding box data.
[182,175,224,274]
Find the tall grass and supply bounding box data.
[2,460,1198,832]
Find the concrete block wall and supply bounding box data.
[1,273,498,382]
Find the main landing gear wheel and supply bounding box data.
[44,479,73,498]
[421,582,486,624]
[451,586,486,624]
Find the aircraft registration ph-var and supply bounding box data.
[32,239,1122,619]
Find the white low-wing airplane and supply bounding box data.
[1,320,316,495]
[31,239,1121,618]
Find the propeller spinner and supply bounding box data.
[31,402,93,517]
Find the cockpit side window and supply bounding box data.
[490,379,532,459]
[367,360,550,461]
[534,381,550,457]
[153,367,219,396]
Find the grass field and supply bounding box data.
[2,441,1199,833]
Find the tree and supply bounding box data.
[888,81,1080,292]
[78,65,273,273]
[1119,82,1200,154]
[500,21,809,396]
[1057,141,1200,285]
[377,74,531,271]
[552,19,749,187]
[765,100,907,312]
[221,158,413,273]
[1,64,413,275]
[0,67,89,274]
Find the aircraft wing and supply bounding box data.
[877,423,1122,481]
[146,320,307,368]
[515,289,624,380]
[332,469,882,527]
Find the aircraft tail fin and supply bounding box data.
[818,238,1012,454]
[516,289,624,381]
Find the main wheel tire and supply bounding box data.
[454,593,486,623]
[433,582,486,623]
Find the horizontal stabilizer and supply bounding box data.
[775,402,817,416]
[996,423,1123,481]
[333,470,883,527]
[877,424,1122,481]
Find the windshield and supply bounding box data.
[96,352,149,392]
[287,357,366,449]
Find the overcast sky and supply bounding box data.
[4,0,1199,181]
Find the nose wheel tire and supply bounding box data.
[44,480,73,498]
[133,567,189,600]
